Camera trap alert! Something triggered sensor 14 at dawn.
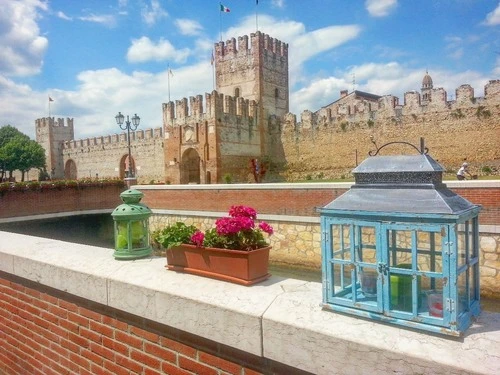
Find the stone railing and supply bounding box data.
[1,231,499,375]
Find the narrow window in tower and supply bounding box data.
[275,88,279,99]
[235,88,240,97]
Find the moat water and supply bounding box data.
[1,214,498,312]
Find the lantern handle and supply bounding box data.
[369,137,428,156]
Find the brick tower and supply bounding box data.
[35,117,74,179]
[214,32,289,155]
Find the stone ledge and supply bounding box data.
[1,231,499,374]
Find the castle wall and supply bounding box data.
[61,128,164,183]
[275,80,500,181]
[35,117,74,178]
[162,90,259,184]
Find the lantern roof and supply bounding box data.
[322,154,479,215]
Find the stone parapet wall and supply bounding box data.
[1,232,499,375]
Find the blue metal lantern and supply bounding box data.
[319,140,481,336]
[112,189,152,260]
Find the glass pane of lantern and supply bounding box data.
[357,226,376,265]
[457,222,467,268]
[469,263,479,302]
[457,270,467,315]
[417,230,443,274]
[426,287,444,318]
[116,222,129,249]
[332,224,351,261]
[333,263,352,294]
[130,220,147,249]
[388,229,412,266]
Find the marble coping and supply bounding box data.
[1,231,499,375]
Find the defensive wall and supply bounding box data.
[33,79,500,184]
[61,127,164,183]
[271,79,500,181]
[163,91,262,183]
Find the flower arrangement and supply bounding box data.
[155,205,273,251]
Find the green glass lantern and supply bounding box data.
[111,189,152,260]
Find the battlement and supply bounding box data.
[35,117,74,129]
[162,90,257,126]
[62,127,163,150]
[214,31,288,59]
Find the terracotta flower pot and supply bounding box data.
[166,244,271,286]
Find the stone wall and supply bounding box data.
[62,128,164,183]
[273,80,500,181]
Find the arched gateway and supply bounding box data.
[180,148,200,184]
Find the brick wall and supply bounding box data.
[0,185,123,219]
[0,273,310,375]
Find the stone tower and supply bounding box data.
[35,117,74,179]
[421,71,433,105]
[214,32,289,154]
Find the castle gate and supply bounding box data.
[64,159,77,180]
[120,155,135,179]
[181,148,200,184]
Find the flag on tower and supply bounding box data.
[211,52,214,66]
[49,96,54,102]
[220,3,230,12]
[169,68,174,77]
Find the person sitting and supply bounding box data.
[456,162,470,180]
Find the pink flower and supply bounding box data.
[259,221,274,235]
[228,205,257,219]
[191,231,205,247]
[215,216,254,235]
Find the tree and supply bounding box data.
[0,125,46,181]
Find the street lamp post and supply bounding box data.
[115,112,140,186]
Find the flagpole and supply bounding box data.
[256,0,259,31]
[219,3,222,41]
[167,64,171,102]
[48,97,51,118]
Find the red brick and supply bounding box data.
[48,303,68,319]
[81,348,104,366]
[80,326,102,343]
[40,292,58,305]
[90,341,115,361]
[69,352,91,370]
[68,311,90,327]
[90,363,113,375]
[115,353,144,373]
[144,368,162,375]
[79,307,102,322]
[161,361,193,375]
[32,298,49,310]
[60,318,80,333]
[102,336,129,356]
[59,299,79,313]
[102,315,128,331]
[160,336,196,358]
[68,331,90,348]
[179,356,218,375]
[115,330,143,349]
[144,341,176,363]
[130,349,161,370]
[130,325,160,343]
[103,359,131,375]
[90,319,114,338]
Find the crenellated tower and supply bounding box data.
[35,117,74,179]
[214,32,289,157]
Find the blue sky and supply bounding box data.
[1,0,499,139]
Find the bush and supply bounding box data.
[481,166,492,174]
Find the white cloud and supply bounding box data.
[484,3,500,26]
[175,19,203,36]
[272,0,285,8]
[141,0,168,26]
[365,0,398,17]
[79,14,117,27]
[494,56,500,76]
[126,37,190,63]
[56,11,72,21]
[0,0,48,77]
